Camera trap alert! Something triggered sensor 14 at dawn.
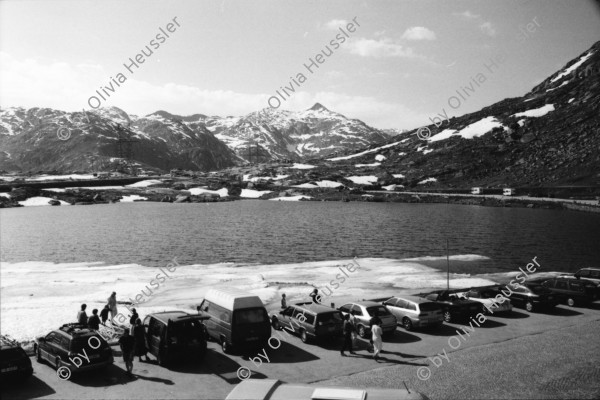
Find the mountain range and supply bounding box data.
[1,40,599,189]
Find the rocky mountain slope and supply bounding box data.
[319,40,600,189]
[0,107,239,173]
[183,103,389,162]
[0,103,388,173]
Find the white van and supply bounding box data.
[471,187,482,195]
[198,288,271,353]
[503,188,515,196]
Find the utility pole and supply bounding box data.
[446,238,450,290]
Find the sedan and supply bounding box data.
[338,301,397,338]
[383,296,443,331]
[456,288,513,314]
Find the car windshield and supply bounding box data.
[317,312,343,324]
[366,306,391,316]
[234,308,267,324]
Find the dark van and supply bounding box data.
[143,311,209,366]
[198,288,271,353]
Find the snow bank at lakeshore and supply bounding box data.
[240,189,271,198]
[187,187,229,197]
[269,195,312,201]
[126,179,163,188]
[0,257,500,342]
[120,195,147,202]
[347,176,378,185]
[18,197,70,206]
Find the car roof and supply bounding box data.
[204,287,265,310]
[149,311,190,324]
[391,295,436,304]
[292,302,340,314]
[225,379,427,400]
[347,301,381,308]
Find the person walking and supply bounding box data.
[77,304,88,325]
[88,309,100,330]
[118,329,135,376]
[131,318,150,362]
[371,317,383,361]
[129,308,139,326]
[340,314,355,356]
[107,292,118,324]
[281,293,287,309]
[100,305,110,325]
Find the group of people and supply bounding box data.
[75,292,149,377]
[279,290,384,360]
[341,315,384,360]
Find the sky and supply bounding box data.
[1,0,599,130]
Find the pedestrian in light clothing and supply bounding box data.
[371,317,383,361]
[77,304,88,325]
[88,309,100,330]
[118,329,135,376]
[108,292,118,324]
[100,305,110,325]
[340,314,355,356]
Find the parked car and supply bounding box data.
[382,296,444,331]
[573,268,600,287]
[540,277,598,306]
[143,311,209,366]
[34,323,113,376]
[415,290,480,323]
[270,302,344,343]
[338,301,397,338]
[504,283,559,311]
[455,288,513,314]
[1,336,33,381]
[198,287,271,353]
[225,379,429,400]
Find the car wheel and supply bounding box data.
[443,310,452,323]
[357,325,366,338]
[402,318,413,331]
[272,318,282,330]
[300,329,309,343]
[525,302,534,312]
[221,338,230,354]
[55,358,62,371]
[567,297,575,307]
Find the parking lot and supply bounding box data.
[3,298,600,399]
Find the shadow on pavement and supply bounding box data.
[496,310,530,319]
[414,324,461,337]
[383,331,422,343]
[549,306,583,316]
[243,340,320,364]
[0,374,55,400]
[69,364,130,387]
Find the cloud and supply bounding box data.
[453,10,496,37]
[0,52,426,130]
[453,10,480,19]
[324,19,348,30]
[479,21,497,37]
[401,27,436,41]
[346,37,417,58]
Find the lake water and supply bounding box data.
[2,201,600,341]
[1,201,599,273]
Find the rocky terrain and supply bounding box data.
[1,41,599,208]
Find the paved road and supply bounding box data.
[3,299,600,399]
[368,191,600,206]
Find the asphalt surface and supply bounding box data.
[3,301,600,399]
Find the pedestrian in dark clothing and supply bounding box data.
[118,330,135,375]
[281,294,287,309]
[309,288,321,304]
[77,304,88,325]
[100,305,110,325]
[129,309,139,326]
[340,314,355,356]
[88,309,100,330]
[131,318,149,362]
